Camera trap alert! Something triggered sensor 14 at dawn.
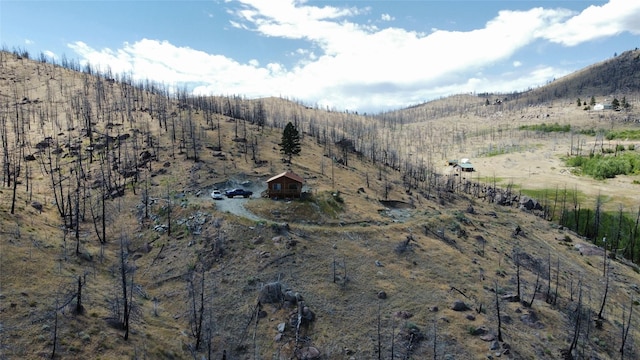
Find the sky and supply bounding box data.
[2,0,640,113]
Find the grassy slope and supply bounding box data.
[1,51,640,360]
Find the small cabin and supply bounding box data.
[266,171,304,199]
[455,163,475,172]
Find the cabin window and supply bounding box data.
[273,183,282,190]
[288,183,298,190]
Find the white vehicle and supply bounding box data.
[211,189,224,200]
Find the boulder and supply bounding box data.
[31,201,43,212]
[470,326,488,336]
[451,299,470,311]
[519,196,543,211]
[258,282,283,304]
[295,346,320,359]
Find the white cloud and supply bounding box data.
[25,39,34,45]
[539,0,640,46]
[67,0,640,112]
[68,40,278,97]
[43,50,57,60]
[381,13,394,22]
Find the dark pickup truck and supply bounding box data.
[224,188,253,198]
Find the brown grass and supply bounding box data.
[1,50,640,360]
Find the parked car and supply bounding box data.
[225,188,253,198]
[210,189,224,200]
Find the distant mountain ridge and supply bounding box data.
[514,48,640,104]
[378,48,640,121]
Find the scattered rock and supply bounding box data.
[31,201,43,212]
[451,300,470,311]
[283,290,302,304]
[285,239,297,249]
[519,196,542,211]
[470,326,488,336]
[480,333,495,342]
[520,310,544,328]
[466,314,476,321]
[277,322,286,333]
[375,260,384,267]
[429,306,439,312]
[574,243,605,256]
[501,294,520,302]
[377,291,387,299]
[302,306,315,322]
[139,150,152,161]
[394,310,413,319]
[490,341,500,350]
[252,236,264,245]
[258,282,284,304]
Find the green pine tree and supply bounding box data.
[612,98,620,110]
[279,122,301,163]
[622,96,630,109]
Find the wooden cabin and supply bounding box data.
[266,171,304,199]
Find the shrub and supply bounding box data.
[518,123,571,133]
[565,153,640,179]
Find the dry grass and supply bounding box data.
[1,50,640,360]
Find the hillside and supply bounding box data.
[1,49,640,360]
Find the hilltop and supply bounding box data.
[1,48,640,360]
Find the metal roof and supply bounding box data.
[267,171,304,183]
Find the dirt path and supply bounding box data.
[212,196,266,222]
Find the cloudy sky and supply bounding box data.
[2,0,640,112]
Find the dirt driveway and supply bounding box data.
[209,178,268,221]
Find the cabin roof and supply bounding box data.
[267,171,304,184]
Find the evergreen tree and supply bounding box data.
[590,96,596,106]
[577,98,581,107]
[622,96,630,109]
[279,122,301,163]
[612,98,620,110]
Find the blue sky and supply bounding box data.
[2,0,639,113]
